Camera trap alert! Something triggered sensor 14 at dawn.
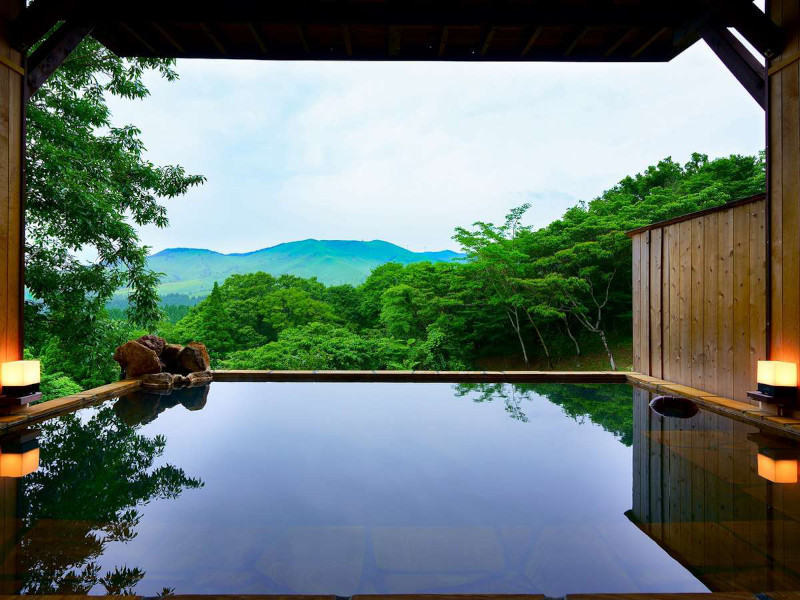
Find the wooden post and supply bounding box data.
[0,1,25,368]
[767,0,800,390]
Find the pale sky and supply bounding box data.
[107,37,765,254]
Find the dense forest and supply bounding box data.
[150,152,763,374]
[21,30,766,399]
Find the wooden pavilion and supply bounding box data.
[0,0,793,406]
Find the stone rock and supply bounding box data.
[142,372,174,390]
[188,341,211,368]
[172,373,189,387]
[136,334,166,356]
[161,343,184,373]
[177,345,208,374]
[113,340,161,378]
[187,370,213,386]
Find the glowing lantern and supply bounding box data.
[758,360,798,392]
[1,360,40,395]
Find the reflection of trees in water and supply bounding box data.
[17,401,203,594]
[454,383,633,445]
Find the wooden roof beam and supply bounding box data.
[201,23,227,54]
[120,22,158,54]
[297,25,310,54]
[480,27,497,56]
[699,19,766,109]
[564,27,589,56]
[438,26,448,57]
[153,23,185,54]
[521,27,543,56]
[342,24,352,56]
[603,29,635,58]
[26,20,94,101]
[630,27,667,58]
[248,23,268,54]
[17,2,699,28]
[704,0,783,58]
[388,25,400,57]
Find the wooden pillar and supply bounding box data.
[0,0,24,368]
[767,0,800,374]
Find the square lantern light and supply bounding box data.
[0,360,42,411]
[748,360,798,416]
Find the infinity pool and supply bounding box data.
[4,382,799,595]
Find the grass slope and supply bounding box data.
[148,239,464,297]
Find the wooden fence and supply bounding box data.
[629,194,767,404]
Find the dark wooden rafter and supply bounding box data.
[153,22,184,53]
[438,26,448,57]
[604,28,635,57]
[630,27,667,58]
[388,25,400,57]
[704,0,783,58]
[564,27,589,56]
[296,25,310,54]
[247,23,267,54]
[699,20,766,109]
[14,3,700,30]
[520,26,542,56]
[25,20,93,101]
[341,24,352,56]
[120,22,157,54]
[201,23,226,54]
[480,26,497,56]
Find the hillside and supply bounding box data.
[147,239,464,297]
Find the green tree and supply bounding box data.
[25,34,203,381]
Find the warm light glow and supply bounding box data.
[757,452,798,483]
[0,448,39,478]
[757,360,798,387]
[0,360,40,388]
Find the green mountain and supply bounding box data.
[147,239,464,297]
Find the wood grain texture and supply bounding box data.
[630,198,766,404]
[0,9,23,379]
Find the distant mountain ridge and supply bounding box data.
[147,239,465,297]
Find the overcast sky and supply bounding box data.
[106,38,765,254]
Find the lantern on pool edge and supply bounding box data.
[748,360,798,416]
[0,360,42,411]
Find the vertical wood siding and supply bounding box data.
[632,198,766,403]
[769,0,800,405]
[0,5,24,375]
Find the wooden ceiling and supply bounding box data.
[16,0,712,62]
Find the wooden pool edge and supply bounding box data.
[0,591,781,600]
[0,370,797,440]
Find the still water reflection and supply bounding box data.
[0,382,794,595]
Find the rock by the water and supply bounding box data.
[187,370,213,386]
[172,373,189,387]
[113,341,161,379]
[142,372,174,389]
[136,335,166,356]
[177,345,208,374]
[188,341,211,369]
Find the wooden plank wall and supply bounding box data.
[632,388,800,592]
[769,0,800,408]
[0,2,24,378]
[632,198,767,404]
